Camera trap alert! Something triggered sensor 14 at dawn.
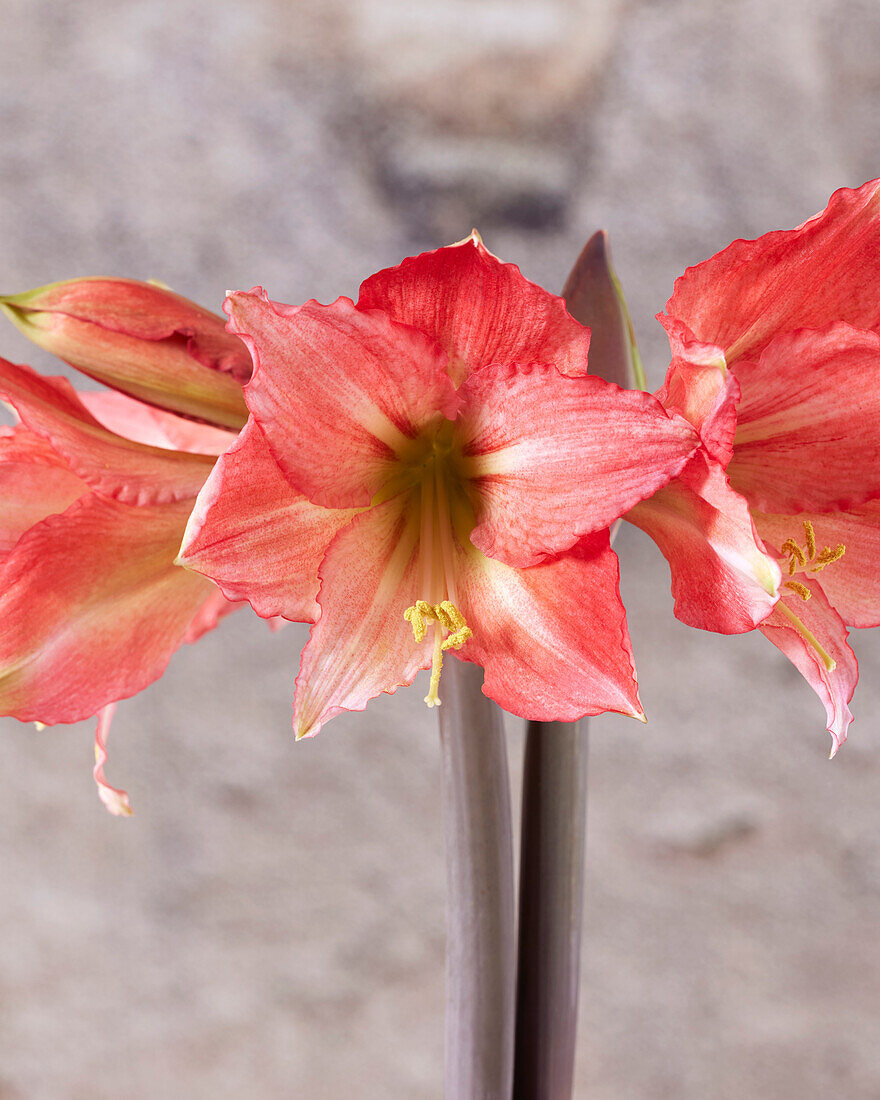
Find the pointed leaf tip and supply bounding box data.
[563,231,647,391]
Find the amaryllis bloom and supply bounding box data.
[627,179,880,753]
[179,235,700,737]
[0,278,251,811]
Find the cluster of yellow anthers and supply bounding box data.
[404,600,473,708]
[781,521,846,601]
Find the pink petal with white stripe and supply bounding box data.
[453,530,643,721]
[357,233,591,384]
[179,417,357,623]
[293,495,429,739]
[729,325,880,513]
[226,289,458,508]
[457,363,699,567]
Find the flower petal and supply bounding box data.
[457,363,699,567]
[664,177,880,363]
[0,425,86,559]
[453,530,643,721]
[80,390,235,455]
[755,504,880,629]
[0,358,215,504]
[93,704,133,817]
[655,316,737,466]
[625,451,781,633]
[728,325,880,513]
[226,290,457,507]
[293,495,429,739]
[758,583,857,756]
[179,418,357,623]
[1,277,250,429]
[0,494,223,724]
[358,233,591,384]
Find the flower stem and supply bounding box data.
[513,721,589,1100]
[438,658,516,1100]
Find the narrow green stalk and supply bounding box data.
[438,658,516,1100]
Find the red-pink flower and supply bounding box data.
[0,279,251,811]
[630,179,880,753]
[179,235,700,737]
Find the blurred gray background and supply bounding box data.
[1,1,879,1096]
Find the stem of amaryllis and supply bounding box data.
[512,721,589,1100]
[508,228,635,1098]
[439,657,516,1100]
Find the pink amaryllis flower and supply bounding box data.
[0,278,252,811]
[627,178,880,753]
[179,235,700,737]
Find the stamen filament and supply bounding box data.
[777,601,836,672]
[425,627,444,707]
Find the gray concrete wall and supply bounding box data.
[1,1,879,1096]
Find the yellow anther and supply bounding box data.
[782,522,846,578]
[813,544,846,570]
[803,520,816,559]
[435,600,474,650]
[780,539,806,571]
[403,600,434,643]
[784,580,812,601]
[403,599,473,708]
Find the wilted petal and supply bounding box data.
[0,425,86,559]
[1,277,250,429]
[226,290,457,508]
[729,325,880,513]
[454,530,643,721]
[0,359,215,504]
[457,363,698,567]
[626,452,781,633]
[92,704,133,817]
[358,233,591,385]
[0,495,221,724]
[293,495,429,739]
[665,177,880,363]
[179,418,357,622]
[758,584,857,756]
[756,504,880,629]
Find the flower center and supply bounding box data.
[401,421,473,708]
[776,520,846,672]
